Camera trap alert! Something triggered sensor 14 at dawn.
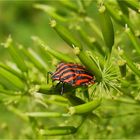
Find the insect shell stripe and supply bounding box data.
[58,62,84,69]
[57,64,85,72]
[61,74,92,83]
[54,65,85,76]
[63,75,77,85]
[54,68,87,77]
[76,73,93,79]
[76,75,93,80]
[60,71,93,81]
[56,62,65,70]
[75,79,91,86]
[55,65,71,74]
[63,75,92,86]
[59,71,75,78]
[61,73,76,81]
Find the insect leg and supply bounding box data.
[56,81,61,87]
[61,83,65,95]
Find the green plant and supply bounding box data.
[0,0,140,139]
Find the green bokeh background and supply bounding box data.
[0,0,72,60]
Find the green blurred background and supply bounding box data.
[0,0,72,61]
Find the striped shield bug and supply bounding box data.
[48,62,95,94]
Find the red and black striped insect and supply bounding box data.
[48,62,95,94]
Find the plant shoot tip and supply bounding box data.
[50,20,56,27]
[74,47,80,55]
[99,5,106,13]
[68,107,75,115]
